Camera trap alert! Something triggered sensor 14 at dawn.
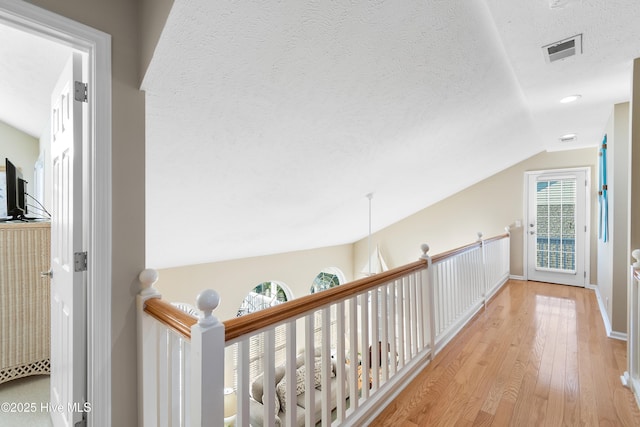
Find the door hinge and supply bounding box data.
[74,81,88,103]
[74,252,88,272]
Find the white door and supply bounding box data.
[526,169,588,287]
[49,52,87,427]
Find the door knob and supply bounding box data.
[40,269,53,279]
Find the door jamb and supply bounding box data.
[0,1,112,425]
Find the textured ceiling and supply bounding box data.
[143,0,640,267]
[142,0,640,269]
[0,23,71,138]
[2,1,639,270]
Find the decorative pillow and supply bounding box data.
[275,377,288,411]
[270,393,281,418]
[275,364,308,411]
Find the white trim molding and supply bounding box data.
[587,284,627,341]
[0,2,113,426]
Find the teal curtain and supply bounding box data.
[598,135,608,242]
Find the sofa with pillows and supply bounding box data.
[249,349,350,427]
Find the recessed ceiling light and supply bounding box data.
[560,133,577,142]
[560,94,581,103]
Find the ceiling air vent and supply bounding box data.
[559,133,577,143]
[542,34,582,63]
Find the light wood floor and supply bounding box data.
[372,280,640,426]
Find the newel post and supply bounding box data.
[420,244,436,358]
[191,289,225,427]
[137,269,161,427]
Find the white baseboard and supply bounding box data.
[509,275,526,281]
[587,284,627,341]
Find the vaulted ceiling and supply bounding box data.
[2,1,640,269]
[142,0,640,268]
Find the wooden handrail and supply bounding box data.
[223,258,428,342]
[431,241,482,263]
[144,297,197,339]
[483,232,510,245]
[224,233,510,342]
[142,233,509,343]
[431,233,509,264]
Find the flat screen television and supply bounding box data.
[2,157,27,221]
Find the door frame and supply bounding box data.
[0,2,112,426]
[523,167,591,287]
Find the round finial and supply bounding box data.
[139,269,159,296]
[420,243,430,260]
[633,249,640,268]
[477,232,483,241]
[196,289,220,326]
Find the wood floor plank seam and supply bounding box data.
[371,280,640,427]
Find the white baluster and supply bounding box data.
[335,302,347,422]
[236,340,250,427]
[396,278,405,368]
[348,297,359,411]
[304,314,315,426]
[283,322,297,426]
[360,292,370,398]
[380,284,389,383]
[263,330,276,427]
[321,307,332,423]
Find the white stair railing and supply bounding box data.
[136,232,510,426]
[223,233,510,427]
[224,246,432,427]
[623,250,640,409]
[137,269,224,427]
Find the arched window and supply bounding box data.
[237,281,290,317]
[234,281,292,387]
[309,267,346,293]
[310,268,346,350]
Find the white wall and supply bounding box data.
[0,120,39,193]
[38,117,52,214]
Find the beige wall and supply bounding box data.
[140,0,174,82]
[597,102,630,334]
[156,243,353,321]
[353,148,599,282]
[158,147,600,323]
[0,120,39,190]
[28,1,146,425]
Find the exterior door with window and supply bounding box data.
[526,169,589,287]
